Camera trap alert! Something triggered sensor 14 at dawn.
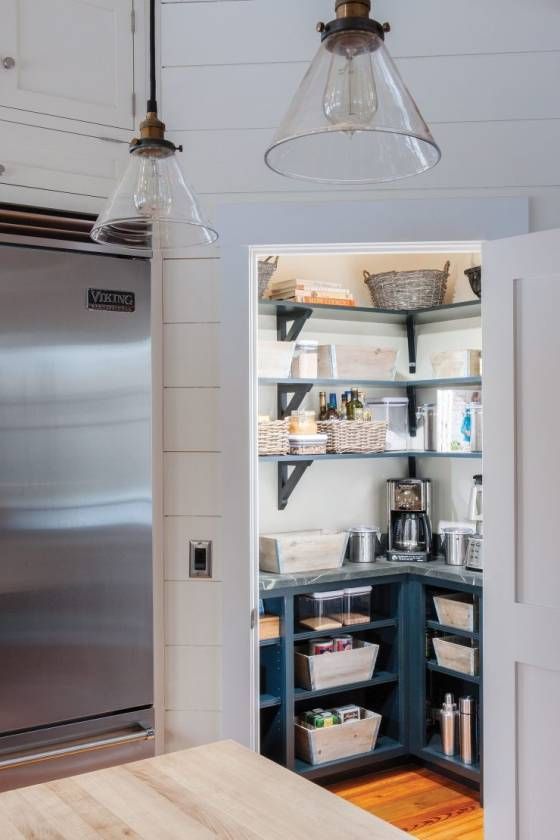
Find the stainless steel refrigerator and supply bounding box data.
[0,241,154,790]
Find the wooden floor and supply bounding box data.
[329,765,483,839]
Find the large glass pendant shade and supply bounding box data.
[265,28,441,184]
[91,143,217,249]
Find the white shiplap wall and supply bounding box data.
[159,0,560,748]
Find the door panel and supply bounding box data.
[483,228,560,839]
[0,120,127,196]
[0,246,152,735]
[0,0,134,128]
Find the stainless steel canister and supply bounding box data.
[459,696,477,765]
[470,404,483,453]
[416,404,437,451]
[442,528,472,566]
[348,527,382,564]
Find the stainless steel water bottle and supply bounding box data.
[459,696,476,765]
[440,693,458,757]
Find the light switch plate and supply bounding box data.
[189,540,213,579]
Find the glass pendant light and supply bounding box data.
[92,0,217,249]
[265,0,441,184]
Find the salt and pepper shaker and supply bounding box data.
[459,696,477,765]
[439,693,459,757]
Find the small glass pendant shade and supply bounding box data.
[91,144,217,250]
[265,29,440,184]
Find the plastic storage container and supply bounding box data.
[298,591,344,631]
[367,397,409,450]
[291,340,319,379]
[342,586,372,625]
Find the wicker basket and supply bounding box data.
[258,419,289,456]
[363,261,451,310]
[317,420,387,454]
[258,256,279,298]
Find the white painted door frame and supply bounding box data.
[218,197,529,750]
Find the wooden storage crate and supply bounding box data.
[295,709,381,766]
[259,615,280,641]
[431,350,481,378]
[317,344,397,380]
[433,593,477,632]
[295,640,379,691]
[259,530,348,575]
[433,635,479,676]
[258,340,295,378]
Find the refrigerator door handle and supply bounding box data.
[0,725,155,771]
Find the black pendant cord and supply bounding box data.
[147,0,157,113]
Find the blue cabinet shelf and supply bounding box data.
[426,661,481,685]
[426,619,479,641]
[294,618,397,642]
[295,736,406,780]
[421,735,480,784]
[260,694,282,710]
[294,672,399,703]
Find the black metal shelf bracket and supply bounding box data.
[277,383,314,419]
[276,307,312,342]
[406,315,417,374]
[407,385,418,438]
[278,461,312,510]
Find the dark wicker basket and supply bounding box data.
[363,261,451,310]
[464,266,481,299]
[258,256,279,298]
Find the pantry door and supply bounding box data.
[483,229,560,839]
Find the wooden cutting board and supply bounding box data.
[0,740,409,839]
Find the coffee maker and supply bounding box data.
[387,478,433,562]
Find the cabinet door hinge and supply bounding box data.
[250,608,257,630]
[130,6,136,34]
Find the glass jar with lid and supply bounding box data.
[298,591,344,631]
[291,340,319,379]
[289,410,317,435]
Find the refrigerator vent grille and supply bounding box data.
[0,203,96,243]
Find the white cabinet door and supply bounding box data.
[0,120,127,196]
[0,0,134,129]
[483,228,560,839]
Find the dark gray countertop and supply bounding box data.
[259,558,483,592]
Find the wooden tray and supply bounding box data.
[295,640,379,691]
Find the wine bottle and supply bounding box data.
[319,391,327,421]
[327,393,338,419]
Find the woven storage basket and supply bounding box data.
[258,419,289,456]
[363,261,451,310]
[258,256,279,298]
[317,420,387,454]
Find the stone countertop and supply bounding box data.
[259,558,483,592]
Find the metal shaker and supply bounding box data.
[459,696,477,765]
[440,693,459,756]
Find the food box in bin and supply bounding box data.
[295,708,381,766]
[295,640,379,691]
[318,344,397,380]
[259,530,349,575]
[433,635,479,676]
[257,340,295,379]
[433,593,477,632]
[259,615,280,641]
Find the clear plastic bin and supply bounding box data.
[291,340,319,379]
[367,397,409,451]
[343,586,372,625]
[298,590,344,631]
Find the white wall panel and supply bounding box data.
[172,121,560,196]
[164,323,220,386]
[162,0,560,67]
[164,515,223,581]
[163,52,560,131]
[165,646,222,711]
[164,452,223,516]
[164,388,221,452]
[163,258,221,323]
[165,711,221,752]
[165,581,223,646]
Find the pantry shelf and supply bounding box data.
[426,620,479,641]
[259,637,281,647]
[426,661,481,685]
[294,736,406,780]
[261,376,482,389]
[259,299,481,342]
[421,734,481,783]
[294,672,399,702]
[294,618,397,641]
[260,693,282,709]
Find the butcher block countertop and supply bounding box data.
[0,740,408,839]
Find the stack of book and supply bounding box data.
[266,277,356,307]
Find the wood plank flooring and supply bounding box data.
[329,765,483,839]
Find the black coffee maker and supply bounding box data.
[387,478,432,562]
